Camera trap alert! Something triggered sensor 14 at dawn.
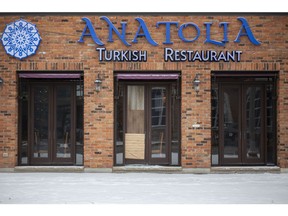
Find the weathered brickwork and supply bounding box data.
[0,14,287,169]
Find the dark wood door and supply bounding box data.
[124,84,170,165]
[30,83,76,165]
[219,84,265,165]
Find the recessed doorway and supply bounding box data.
[211,73,277,166]
[18,73,84,165]
[114,73,181,166]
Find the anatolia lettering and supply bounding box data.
[78,16,261,46]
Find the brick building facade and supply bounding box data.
[0,14,287,172]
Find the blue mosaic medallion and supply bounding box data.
[1,19,41,60]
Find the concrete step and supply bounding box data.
[14,166,84,172]
[211,166,281,173]
[113,165,183,173]
[9,166,283,173]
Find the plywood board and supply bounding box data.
[125,133,145,160]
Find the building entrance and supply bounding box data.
[114,73,181,166]
[125,84,170,164]
[211,73,277,166]
[18,74,84,165]
[29,83,75,165]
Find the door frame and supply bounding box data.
[213,74,277,166]
[117,81,175,165]
[28,81,76,165]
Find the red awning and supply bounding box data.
[116,73,179,80]
[19,73,81,79]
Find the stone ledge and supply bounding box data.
[280,168,288,173]
[182,168,211,174]
[84,168,112,173]
[14,166,84,172]
[0,168,14,173]
[113,165,183,173]
[2,166,284,174]
[211,166,281,173]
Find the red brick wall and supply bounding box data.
[0,14,287,168]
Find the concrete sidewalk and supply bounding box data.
[0,172,288,204]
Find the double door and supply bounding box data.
[125,84,171,165]
[219,84,266,165]
[29,83,76,165]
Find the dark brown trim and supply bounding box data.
[214,75,277,166]
[114,80,181,166]
[18,78,83,166]
[212,71,278,77]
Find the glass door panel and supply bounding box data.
[244,86,264,163]
[76,84,84,165]
[222,86,241,163]
[150,87,167,159]
[115,84,124,165]
[33,86,49,159]
[56,85,72,159]
[171,83,180,165]
[266,84,276,164]
[211,83,219,165]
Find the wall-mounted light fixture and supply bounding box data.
[193,74,200,95]
[95,73,102,93]
[0,77,3,86]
